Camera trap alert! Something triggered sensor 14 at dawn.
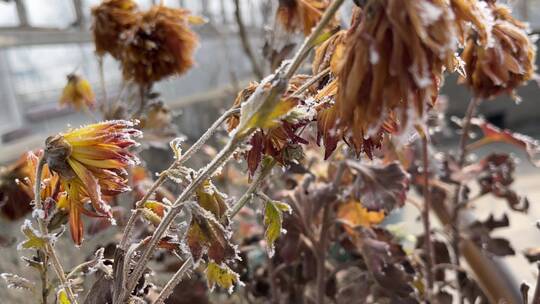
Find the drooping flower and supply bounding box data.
[335,1,458,141]
[91,0,140,58]
[59,74,96,111]
[276,0,338,35]
[459,2,536,99]
[44,120,141,244]
[120,5,198,85]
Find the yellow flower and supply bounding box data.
[59,74,96,111]
[44,120,141,244]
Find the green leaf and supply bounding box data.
[205,262,242,294]
[235,77,293,136]
[18,220,47,250]
[57,288,71,304]
[263,200,291,257]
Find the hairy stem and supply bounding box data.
[233,0,263,79]
[38,250,49,304]
[152,257,193,304]
[34,157,78,304]
[421,136,435,298]
[228,159,276,219]
[118,108,240,251]
[316,162,345,304]
[451,97,480,304]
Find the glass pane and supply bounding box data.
[25,0,76,28]
[0,2,19,27]
[5,43,121,107]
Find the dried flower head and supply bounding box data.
[121,5,198,85]
[333,1,458,145]
[450,0,494,45]
[91,0,140,58]
[277,0,337,35]
[460,3,536,99]
[59,74,96,111]
[44,120,141,244]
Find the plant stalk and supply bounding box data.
[152,257,193,304]
[34,157,78,304]
[451,97,481,304]
[421,136,435,299]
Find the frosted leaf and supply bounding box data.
[169,136,187,159]
[205,262,244,294]
[263,200,292,257]
[1,273,34,291]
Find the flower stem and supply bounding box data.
[34,157,78,304]
[228,158,276,219]
[451,97,481,304]
[152,257,193,304]
[421,135,435,299]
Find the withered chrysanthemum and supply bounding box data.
[59,74,96,111]
[460,3,536,99]
[44,120,141,244]
[121,6,198,85]
[91,0,139,58]
[334,1,457,148]
[277,0,337,35]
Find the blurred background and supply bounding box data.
[0,0,539,302]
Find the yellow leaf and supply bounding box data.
[18,220,47,250]
[263,200,291,257]
[57,289,71,304]
[337,200,385,232]
[235,79,296,136]
[205,262,241,294]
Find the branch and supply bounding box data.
[34,157,78,304]
[228,158,276,219]
[450,97,481,304]
[152,257,193,304]
[316,162,345,304]
[233,0,263,79]
[421,135,435,298]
